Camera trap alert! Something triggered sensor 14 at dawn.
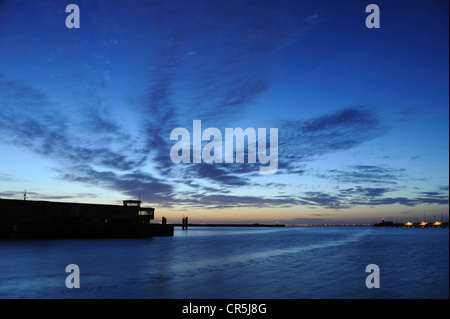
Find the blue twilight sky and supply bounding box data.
[0,0,448,224]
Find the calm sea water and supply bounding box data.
[0,226,448,299]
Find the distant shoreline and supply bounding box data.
[170,224,371,228]
[172,223,285,227]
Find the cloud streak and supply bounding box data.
[280,106,385,160]
[297,186,449,210]
[319,165,407,185]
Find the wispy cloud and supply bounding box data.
[0,74,146,172]
[0,173,14,182]
[299,192,352,209]
[296,185,449,210]
[56,165,174,204]
[178,194,301,210]
[281,106,385,159]
[320,165,406,185]
[305,9,320,23]
[274,106,386,175]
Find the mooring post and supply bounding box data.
[182,216,188,230]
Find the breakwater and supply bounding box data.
[173,223,285,228]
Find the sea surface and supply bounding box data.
[0,226,448,299]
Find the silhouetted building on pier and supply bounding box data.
[0,198,173,239]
